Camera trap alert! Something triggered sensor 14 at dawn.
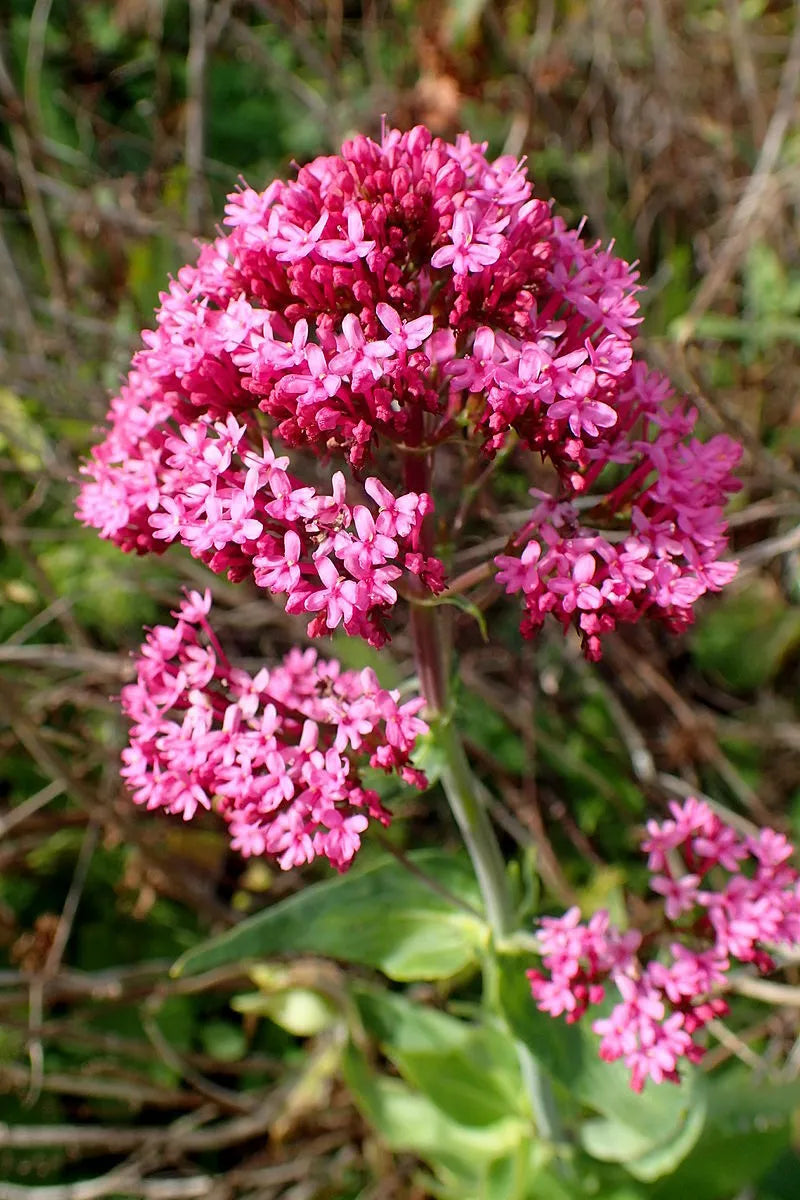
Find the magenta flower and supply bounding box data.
[330,314,395,384]
[272,212,328,262]
[546,553,604,613]
[317,205,375,263]
[305,558,359,629]
[121,591,428,873]
[431,208,501,274]
[529,798,800,1090]
[376,303,435,354]
[78,123,740,661]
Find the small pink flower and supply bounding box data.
[650,872,701,920]
[494,540,542,594]
[431,209,501,274]
[305,557,359,629]
[547,554,603,613]
[376,303,434,353]
[272,212,328,262]
[317,205,375,263]
[253,530,303,593]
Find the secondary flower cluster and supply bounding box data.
[77,124,740,658]
[494,374,741,659]
[121,590,428,871]
[528,798,800,1091]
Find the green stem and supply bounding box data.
[433,706,515,937]
[409,599,565,1146]
[409,598,513,937]
[403,447,564,1146]
[518,1042,566,1148]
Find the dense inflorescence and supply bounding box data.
[78,124,740,659]
[121,590,428,871]
[75,126,755,1089]
[528,799,800,1091]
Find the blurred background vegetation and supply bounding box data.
[2,1,800,1196]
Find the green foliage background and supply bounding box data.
[2,1,800,1196]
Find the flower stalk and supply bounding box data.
[409,595,564,1145]
[421,657,514,935]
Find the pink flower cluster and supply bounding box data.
[77,124,740,658]
[120,590,428,871]
[528,798,800,1091]
[495,380,741,659]
[79,411,434,647]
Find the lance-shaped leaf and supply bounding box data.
[173,850,486,982]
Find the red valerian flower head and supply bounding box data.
[121,591,428,872]
[528,799,800,1090]
[78,124,740,658]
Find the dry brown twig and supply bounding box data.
[25,817,100,1105]
[140,995,258,1114]
[186,0,209,234]
[681,0,800,337]
[0,1085,283,1152]
[0,1063,203,1111]
[0,41,68,308]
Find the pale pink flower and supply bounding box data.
[530,798,800,1090]
[431,209,501,274]
[121,596,428,873]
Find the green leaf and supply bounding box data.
[353,983,477,1052]
[484,1147,578,1200]
[438,592,489,641]
[353,986,524,1127]
[623,1075,707,1182]
[342,1040,528,1182]
[702,1069,800,1138]
[580,1117,656,1164]
[173,851,486,981]
[648,1070,800,1199]
[232,962,342,1035]
[575,1067,707,1180]
[411,728,448,785]
[232,986,338,1036]
[345,1034,583,1200]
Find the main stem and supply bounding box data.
[411,604,515,937]
[410,599,563,1144]
[404,450,563,1145]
